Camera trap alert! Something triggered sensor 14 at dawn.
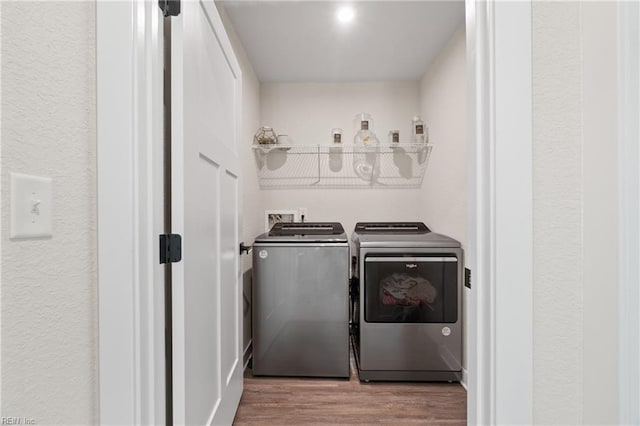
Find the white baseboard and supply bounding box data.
[460,367,468,391]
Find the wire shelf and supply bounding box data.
[252,143,432,189]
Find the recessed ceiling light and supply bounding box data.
[337,6,355,23]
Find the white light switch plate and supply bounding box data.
[10,172,53,239]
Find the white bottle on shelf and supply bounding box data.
[411,116,427,144]
[329,128,343,172]
[388,130,400,145]
[353,113,378,181]
[354,113,379,146]
[331,128,343,144]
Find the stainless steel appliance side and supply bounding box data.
[252,242,350,378]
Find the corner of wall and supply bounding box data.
[417,20,467,372]
[418,22,467,250]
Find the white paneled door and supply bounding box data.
[170,1,243,424]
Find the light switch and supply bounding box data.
[10,172,53,239]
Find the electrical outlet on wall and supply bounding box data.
[299,208,308,222]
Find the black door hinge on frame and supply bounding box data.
[465,267,471,289]
[159,0,180,17]
[160,234,182,264]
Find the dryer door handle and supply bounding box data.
[365,256,458,263]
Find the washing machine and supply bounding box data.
[252,222,350,378]
[350,222,463,381]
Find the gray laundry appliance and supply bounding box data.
[252,222,350,378]
[350,222,463,382]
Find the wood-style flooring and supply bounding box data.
[233,352,467,425]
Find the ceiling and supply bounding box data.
[220,1,465,83]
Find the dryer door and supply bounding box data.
[364,255,458,323]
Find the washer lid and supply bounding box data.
[354,222,431,234]
[255,222,348,243]
[269,222,345,236]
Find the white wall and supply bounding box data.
[580,2,618,423]
[419,27,467,250]
[0,1,3,410]
[259,81,422,234]
[418,26,467,371]
[0,0,3,408]
[532,3,584,422]
[1,2,97,423]
[532,2,619,424]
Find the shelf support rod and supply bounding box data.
[316,145,321,185]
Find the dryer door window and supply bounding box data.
[364,255,458,323]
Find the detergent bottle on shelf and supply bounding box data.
[353,113,379,146]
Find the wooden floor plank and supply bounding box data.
[233,353,466,425]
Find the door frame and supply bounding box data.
[96,0,534,424]
[618,1,640,423]
[96,1,165,424]
[465,1,533,423]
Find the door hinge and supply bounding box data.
[159,0,180,17]
[160,234,182,264]
[465,267,471,289]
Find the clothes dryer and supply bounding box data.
[351,222,462,381]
